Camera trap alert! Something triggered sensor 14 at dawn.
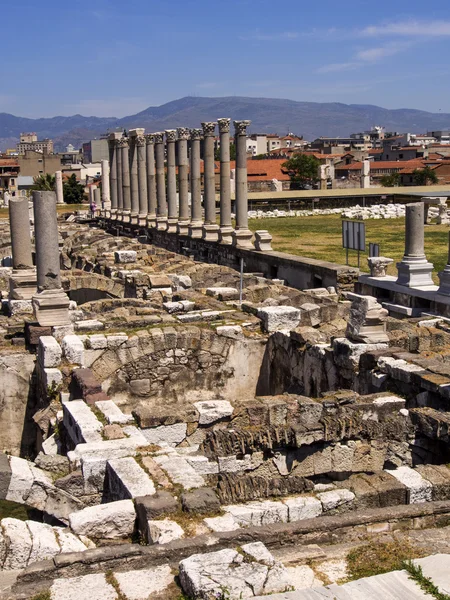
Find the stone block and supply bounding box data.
[114,566,173,599]
[181,487,220,514]
[386,466,433,504]
[25,324,52,346]
[194,400,234,425]
[103,424,125,440]
[135,491,178,530]
[317,489,355,512]
[415,464,450,501]
[141,422,187,446]
[62,334,85,365]
[168,274,192,290]
[105,457,155,501]
[148,518,184,544]
[88,334,108,349]
[42,368,63,390]
[206,287,240,301]
[8,299,33,315]
[216,325,243,339]
[107,334,128,348]
[63,400,103,445]
[51,324,75,342]
[95,400,133,425]
[50,573,117,600]
[148,274,172,288]
[300,303,321,327]
[114,250,137,264]
[2,518,32,569]
[69,499,136,539]
[258,305,301,332]
[38,336,62,368]
[72,368,102,399]
[75,320,105,332]
[283,496,323,522]
[0,453,12,499]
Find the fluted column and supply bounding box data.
[396,202,434,287]
[119,138,131,222]
[101,159,110,215]
[217,118,233,244]
[232,120,253,249]
[177,127,190,235]
[188,128,203,238]
[166,130,178,233]
[154,132,168,230]
[135,134,147,225]
[116,139,124,219]
[201,121,219,241]
[129,128,144,224]
[32,191,70,325]
[108,133,121,218]
[145,134,157,228]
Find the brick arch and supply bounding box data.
[63,274,125,304]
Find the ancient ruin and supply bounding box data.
[2,119,450,599]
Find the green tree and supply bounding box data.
[380,172,400,187]
[214,143,236,161]
[63,174,85,204]
[412,166,439,186]
[282,154,320,188]
[32,173,55,191]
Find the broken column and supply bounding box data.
[188,128,203,238]
[154,132,168,231]
[145,134,157,228]
[108,133,122,219]
[166,130,178,233]
[346,293,389,343]
[101,159,110,215]
[94,188,100,212]
[437,232,450,295]
[202,121,219,241]
[136,133,147,226]
[217,118,233,244]
[32,191,70,326]
[55,171,64,204]
[232,120,253,249]
[360,160,370,189]
[119,137,131,223]
[396,202,434,287]
[319,164,328,191]
[8,197,36,300]
[177,127,190,235]
[129,129,144,225]
[437,198,449,225]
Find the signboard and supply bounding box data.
[342,220,366,251]
[369,243,380,257]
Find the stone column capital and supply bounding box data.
[117,138,129,148]
[135,135,146,147]
[177,127,190,141]
[153,132,165,144]
[145,133,155,144]
[165,130,177,143]
[190,128,203,141]
[202,122,217,137]
[234,120,251,135]
[217,118,231,133]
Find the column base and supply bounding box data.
[188,222,203,238]
[202,223,220,242]
[146,215,157,229]
[9,269,37,300]
[130,213,139,225]
[438,266,450,295]
[32,289,71,327]
[219,226,234,245]
[254,230,273,252]
[110,209,118,221]
[156,217,168,231]
[177,220,190,236]
[396,257,434,288]
[167,218,178,233]
[104,209,111,219]
[232,229,254,250]
[138,214,147,226]
[122,211,131,224]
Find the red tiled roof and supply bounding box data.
[0,159,19,167]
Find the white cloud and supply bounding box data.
[356,42,410,62]
[317,62,359,73]
[361,20,450,37]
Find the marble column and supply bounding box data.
[135,134,148,226]
[94,187,101,213]
[438,232,450,295]
[396,202,434,287]
[177,127,190,235]
[101,159,110,215]
[55,171,64,205]
[120,138,131,223]
[32,191,70,325]
[108,133,121,218]
[145,134,157,228]
[89,185,97,210]
[232,120,253,249]
[129,129,144,224]
[154,132,168,230]
[8,196,37,300]
[217,118,233,244]
[115,138,124,219]
[360,160,370,189]
[188,128,203,238]
[165,130,178,233]
[201,121,219,241]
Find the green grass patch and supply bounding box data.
[0,499,31,521]
[346,540,424,581]
[404,560,450,600]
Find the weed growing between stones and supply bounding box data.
[30,591,51,600]
[346,540,424,580]
[105,570,127,600]
[404,560,450,600]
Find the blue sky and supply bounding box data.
[3,0,450,117]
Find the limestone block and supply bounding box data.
[105,457,155,500]
[186,456,219,475]
[148,518,184,544]
[69,438,141,467]
[385,466,433,504]
[42,368,63,390]
[114,565,173,599]
[153,455,205,489]
[317,489,355,512]
[194,400,234,425]
[54,527,89,553]
[283,496,323,522]
[114,250,137,263]
[346,293,389,344]
[75,320,105,332]
[254,230,273,252]
[107,334,128,348]
[368,256,394,277]
[258,305,301,332]
[50,573,117,600]
[1,518,32,569]
[27,520,60,564]
[6,456,35,504]
[95,400,134,425]
[181,487,220,514]
[216,325,243,339]
[69,499,136,539]
[63,400,103,445]
[62,335,85,365]
[149,274,172,288]
[206,287,240,301]
[51,324,75,342]
[204,513,240,532]
[8,299,33,315]
[179,544,293,599]
[88,334,108,350]
[135,491,178,530]
[141,422,187,446]
[300,303,321,327]
[225,500,288,527]
[218,453,264,473]
[168,274,192,290]
[163,301,185,314]
[38,336,62,368]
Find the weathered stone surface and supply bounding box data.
[114,565,173,599]
[105,457,155,500]
[114,250,137,264]
[386,466,433,504]
[27,520,60,565]
[95,400,133,425]
[38,336,62,368]
[216,325,243,339]
[181,487,220,514]
[1,518,32,569]
[141,422,187,446]
[50,573,118,600]
[194,400,234,425]
[72,368,102,399]
[69,499,136,540]
[103,424,126,440]
[284,496,323,522]
[258,306,301,332]
[148,518,184,544]
[317,489,355,512]
[62,335,85,365]
[63,400,103,445]
[153,454,206,489]
[135,491,178,523]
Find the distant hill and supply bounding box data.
[2,96,450,152]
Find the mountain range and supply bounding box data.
[2,96,450,152]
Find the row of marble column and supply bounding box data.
[106,120,254,248]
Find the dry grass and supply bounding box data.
[248,214,449,283]
[0,203,88,217]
